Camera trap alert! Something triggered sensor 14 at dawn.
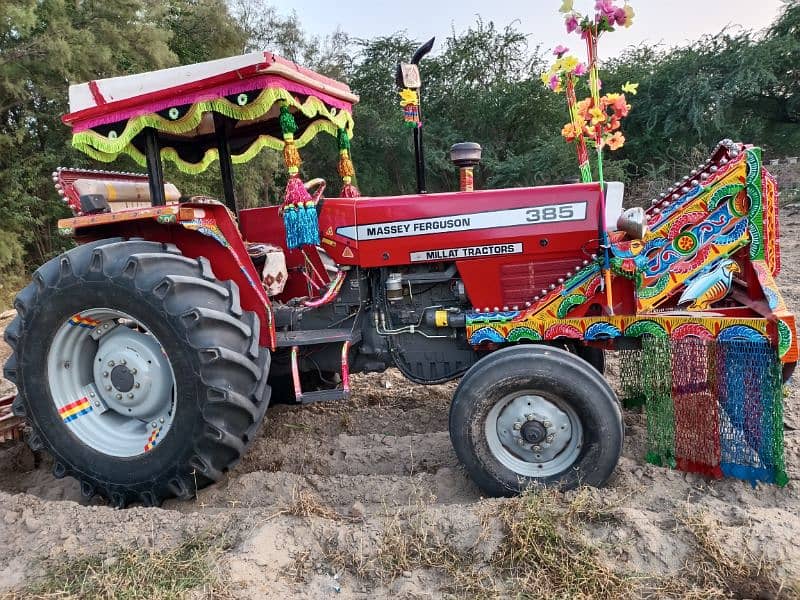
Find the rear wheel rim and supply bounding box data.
[47,308,176,458]
[485,391,583,478]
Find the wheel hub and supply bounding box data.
[92,326,173,419]
[492,394,578,469]
[520,420,547,444]
[110,364,134,393]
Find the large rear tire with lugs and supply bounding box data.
[3,239,271,507]
[449,345,622,496]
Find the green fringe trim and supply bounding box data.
[75,118,342,175]
[71,87,355,174]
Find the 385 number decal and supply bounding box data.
[526,205,575,223]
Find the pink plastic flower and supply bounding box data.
[573,62,588,76]
[613,7,626,26]
[565,14,579,33]
[549,74,562,92]
[594,0,617,18]
[553,44,570,57]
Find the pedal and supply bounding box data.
[298,389,351,405]
[276,328,361,347]
[291,338,353,404]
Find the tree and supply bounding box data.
[0,0,177,301]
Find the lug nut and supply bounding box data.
[543,420,552,428]
[150,422,157,428]
[532,445,542,452]
[121,359,126,365]
[526,414,535,421]
[105,385,112,391]
[89,392,95,398]
[134,382,140,389]
[107,360,114,367]
[131,368,137,375]
[102,371,109,377]
[159,418,164,424]
[94,401,100,407]
[546,435,555,443]
[516,439,525,446]
[513,422,522,430]
[127,393,134,399]
[115,393,122,399]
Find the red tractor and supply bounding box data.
[4,48,795,506]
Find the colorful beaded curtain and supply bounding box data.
[621,336,787,486]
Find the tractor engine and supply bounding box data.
[362,263,478,383]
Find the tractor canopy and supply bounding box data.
[62,51,359,174]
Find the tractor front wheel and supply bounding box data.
[4,239,270,507]
[449,345,623,495]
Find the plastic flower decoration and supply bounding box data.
[560,0,634,35]
[571,92,632,150]
[621,81,639,95]
[541,53,587,96]
[553,44,570,57]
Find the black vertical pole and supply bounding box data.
[144,127,165,206]
[213,113,237,214]
[410,37,434,195]
[413,107,426,194]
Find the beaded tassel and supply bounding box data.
[337,128,360,198]
[279,104,313,247]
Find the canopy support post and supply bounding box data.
[144,127,166,207]
[214,113,237,214]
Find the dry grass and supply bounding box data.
[287,487,342,520]
[324,488,636,598]
[323,488,797,599]
[657,510,796,599]
[4,531,234,600]
[486,489,633,599]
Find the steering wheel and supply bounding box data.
[304,178,326,202]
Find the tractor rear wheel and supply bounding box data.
[449,345,623,496]
[4,239,270,507]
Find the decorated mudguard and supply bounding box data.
[462,140,795,486]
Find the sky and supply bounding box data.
[269,0,783,58]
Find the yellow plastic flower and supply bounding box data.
[541,71,552,86]
[398,88,418,107]
[622,81,639,95]
[604,93,621,102]
[560,56,579,72]
[589,107,606,125]
[623,4,635,28]
[559,0,574,14]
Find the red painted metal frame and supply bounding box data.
[58,203,276,349]
[239,205,330,303]
[241,183,607,309]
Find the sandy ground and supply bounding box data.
[1,210,800,598]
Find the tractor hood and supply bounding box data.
[63,51,359,174]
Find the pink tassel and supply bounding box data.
[284,174,311,206]
[340,182,361,198]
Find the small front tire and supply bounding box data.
[449,345,623,496]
